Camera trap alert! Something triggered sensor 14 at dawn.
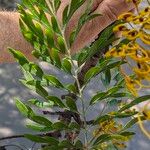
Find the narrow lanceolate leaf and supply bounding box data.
[45,28,55,48]
[34,23,44,40]
[90,86,120,105]
[54,0,61,11]
[28,99,54,108]
[65,0,86,25]
[57,36,66,53]
[75,140,83,149]
[9,48,29,70]
[25,134,59,145]
[65,84,77,94]
[47,96,66,108]
[15,98,34,118]
[72,13,101,44]
[52,122,68,130]
[51,16,60,34]
[26,123,53,132]
[9,48,44,79]
[93,134,111,145]
[90,92,107,105]
[59,140,73,149]
[31,115,52,127]
[94,112,137,125]
[101,69,111,87]
[62,58,72,74]
[69,122,80,130]
[84,66,101,83]
[93,133,134,145]
[84,60,124,84]
[50,48,61,68]
[35,81,49,98]
[77,21,121,66]
[122,116,146,131]
[20,80,49,98]
[62,5,69,25]
[66,96,78,112]
[44,75,64,88]
[119,95,150,112]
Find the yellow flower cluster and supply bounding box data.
[93,120,122,136]
[93,119,129,149]
[105,2,150,96]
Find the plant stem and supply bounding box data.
[45,0,91,148]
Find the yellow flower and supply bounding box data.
[132,15,148,25]
[142,102,150,120]
[122,43,138,56]
[118,12,134,22]
[123,29,139,40]
[130,48,149,62]
[143,110,150,120]
[143,23,150,30]
[133,68,150,80]
[125,76,142,96]
[113,24,129,33]
[139,30,150,45]
[140,6,150,16]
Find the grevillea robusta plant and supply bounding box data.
[4,0,150,149]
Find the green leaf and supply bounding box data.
[26,123,52,132]
[66,96,77,112]
[54,0,61,11]
[28,99,54,108]
[122,116,146,131]
[65,0,86,25]
[65,84,77,94]
[52,122,68,130]
[35,81,49,97]
[24,134,47,143]
[101,69,111,87]
[77,22,119,66]
[94,112,137,125]
[57,36,66,53]
[72,13,101,44]
[25,134,59,145]
[51,16,60,33]
[93,133,133,146]
[50,48,61,68]
[119,95,150,112]
[90,86,122,105]
[69,122,80,130]
[62,5,69,25]
[9,48,29,70]
[75,140,83,149]
[45,28,55,48]
[34,22,44,40]
[47,96,66,108]
[111,92,132,98]
[93,134,110,145]
[120,131,135,137]
[90,92,107,105]
[31,115,52,127]
[44,74,64,88]
[16,98,34,118]
[84,66,101,83]
[62,58,72,74]
[84,60,124,84]
[59,140,73,148]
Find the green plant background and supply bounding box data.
[0,0,150,150]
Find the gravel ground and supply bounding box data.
[0,1,150,150]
